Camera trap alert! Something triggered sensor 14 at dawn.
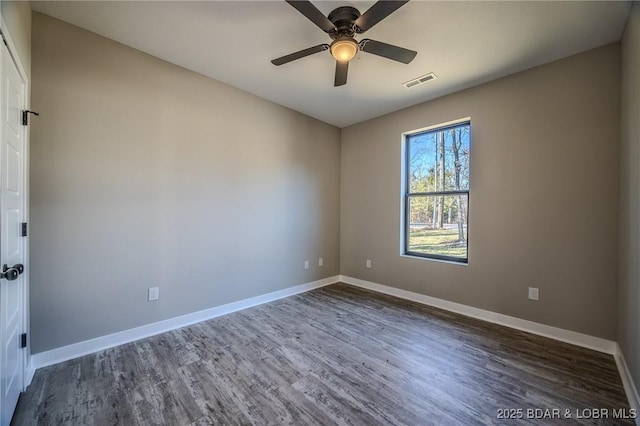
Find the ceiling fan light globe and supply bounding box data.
[330,39,358,62]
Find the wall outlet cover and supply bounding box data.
[148,287,160,301]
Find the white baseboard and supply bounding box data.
[32,276,339,369]
[339,275,617,355]
[24,356,35,388]
[615,344,640,423]
[30,273,638,417]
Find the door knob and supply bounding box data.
[1,265,18,281]
[12,264,24,275]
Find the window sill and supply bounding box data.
[400,253,468,266]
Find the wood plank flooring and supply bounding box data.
[12,283,633,425]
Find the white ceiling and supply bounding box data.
[31,1,631,128]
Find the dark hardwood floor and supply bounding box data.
[12,283,633,425]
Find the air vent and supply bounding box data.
[403,72,437,89]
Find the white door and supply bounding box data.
[0,40,26,426]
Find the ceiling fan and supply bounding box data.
[271,0,417,87]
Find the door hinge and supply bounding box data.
[22,110,39,126]
[20,333,27,349]
[21,222,27,237]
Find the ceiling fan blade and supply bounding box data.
[359,39,417,64]
[354,0,409,33]
[334,61,349,86]
[271,44,329,66]
[286,0,337,33]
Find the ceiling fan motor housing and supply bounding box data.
[327,6,361,38]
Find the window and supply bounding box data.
[403,121,470,263]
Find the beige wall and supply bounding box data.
[30,13,341,353]
[619,1,640,398]
[29,8,629,357]
[1,1,31,78]
[341,44,620,339]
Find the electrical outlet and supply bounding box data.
[304,260,309,270]
[148,287,159,302]
[318,257,323,267]
[366,259,372,269]
[528,287,539,301]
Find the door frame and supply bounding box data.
[0,17,32,392]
